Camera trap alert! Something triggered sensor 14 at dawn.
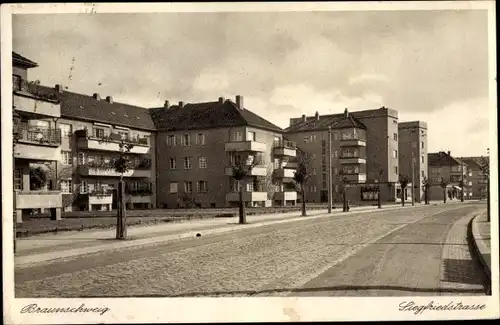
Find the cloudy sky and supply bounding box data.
[13,9,492,156]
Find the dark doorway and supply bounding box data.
[320,190,328,203]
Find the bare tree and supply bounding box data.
[292,149,312,216]
[422,176,430,205]
[98,134,134,239]
[399,174,410,207]
[440,177,448,203]
[231,155,256,224]
[479,153,490,221]
[262,163,278,202]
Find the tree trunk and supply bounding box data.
[117,178,127,239]
[443,188,447,203]
[402,189,405,206]
[487,179,490,222]
[342,188,347,212]
[377,184,381,209]
[301,186,306,216]
[239,182,246,224]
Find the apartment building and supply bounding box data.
[13,52,63,222]
[456,156,489,199]
[398,121,428,202]
[13,52,157,213]
[427,151,468,201]
[150,96,297,208]
[286,107,404,204]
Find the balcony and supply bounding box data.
[274,191,297,201]
[340,135,366,147]
[341,173,367,183]
[14,125,61,161]
[225,141,266,152]
[273,168,296,179]
[13,91,61,118]
[273,140,297,157]
[15,190,62,209]
[88,191,113,205]
[339,157,366,165]
[75,129,150,154]
[79,165,152,178]
[224,165,268,177]
[284,161,298,169]
[226,191,268,202]
[127,195,152,204]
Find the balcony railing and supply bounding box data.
[75,129,149,146]
[13,79,60,102]
[340,134,366,141]
[273,139,296,148]
[15,124,61,146]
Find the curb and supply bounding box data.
[469,213,491,294]
[15,204,422,268]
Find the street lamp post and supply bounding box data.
[374,179,381,209]
[328,126,332,214]
[411,153,415,206]
[461,161,465,202]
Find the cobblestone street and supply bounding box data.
[15,203,488,298]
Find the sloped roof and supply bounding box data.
[13,52,38,68]
[427,152,463,167]
[150,100,283,132]
[284,111,367,133]
[457,157,487,170]
[31,84,156,131]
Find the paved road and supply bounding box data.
[15,203,488,298]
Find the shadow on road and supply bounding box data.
[442,258,485,285]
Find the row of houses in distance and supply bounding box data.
[11,52,488,221]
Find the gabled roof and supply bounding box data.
[13,52,38,68]
[31,84,156,131]
[457,157,488,170]
[284,111,367,133]
[149,100,282,132]
[427,152,463,167]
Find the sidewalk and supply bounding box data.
[471,212,491,284]
[15,200,480,268]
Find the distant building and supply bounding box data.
[427,151,468,201]
[285,107,406,204]
[398,121,428,202]
[150,96,297,208]
[456,156,489,199]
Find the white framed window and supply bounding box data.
[14,168,22,190]
[392,150,398,159]
[421,156,424,163]
[184,157,192,169]
[61,151,72,165]
[196,133,206,145]
[394,166,398,175]
[184,181,193,193]
[169,182,178,194]
[80,180,88,194]
[421,141,424,149]
[274,158,280,169]
[59,123,72,138]
[60,180,72,193]
[78,152,85,165]
[247,182,254,192]
[468,181,473,186]
[93,127,106,138]
[334,150,338,158]
[393,133,398,141]
[167,135,176,146]
[197,181,208,193]
[247,131,256,142]
[170,158,176,169]
[468,172,472,176]
[233,180,241,192]
[181,134,190,146]
[421,170,425,177]
[198,157,207,169]
[232,131,243,142]
[304,136,309,143]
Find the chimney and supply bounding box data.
[55,84,63,93]
[447,151,451,156]
[218,97,225,104]
[315,111,319,121]
[105,96,113,104]
[344,108,349,119]
[93,93,101,101]
[302,114,306,122]
[236,95,243,110]
[179,101,184,108]
[164,100,170,109]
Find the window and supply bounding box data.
[421,170,425,177]
[233,180,241,192]
[334,150,338,158]
[393,133,398,141]
[14,168,22,190]
[169,182,178,194]
[342,149,358,158]
[334,132,339,141]
[78,152,85,165]
[196,133,206,145]
[169,158,176,169]
[342,166,359,174]
[60,180,72,193]
[93,127,106,138]
[468,172,472,176]
[412,142,417,148]
[312,168,317,175]
[232,131,243,142]
[247,182,254,192]
[117,130,128,140]
[80,181,88,194]
[392,150,398,159]
[184,157,192,169]
[59,123,72,138]
[184,181,193,193]
[274,158,280,169]
[335,185,339,192]
[62,151,72,165]
[304,136,309,143]
[247,131,256,141]
[13,74,22,91]
[334,167,338,175]
[167,135,176,146]
[421,156,425,164]
[468,181,473,186]
[394,166,398,175]
[198,157,207,169]
[430,167,441,174]
[421,141,424,149]
[322,180,327,188]
[197,181,208,193]
[181,134,190,146]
